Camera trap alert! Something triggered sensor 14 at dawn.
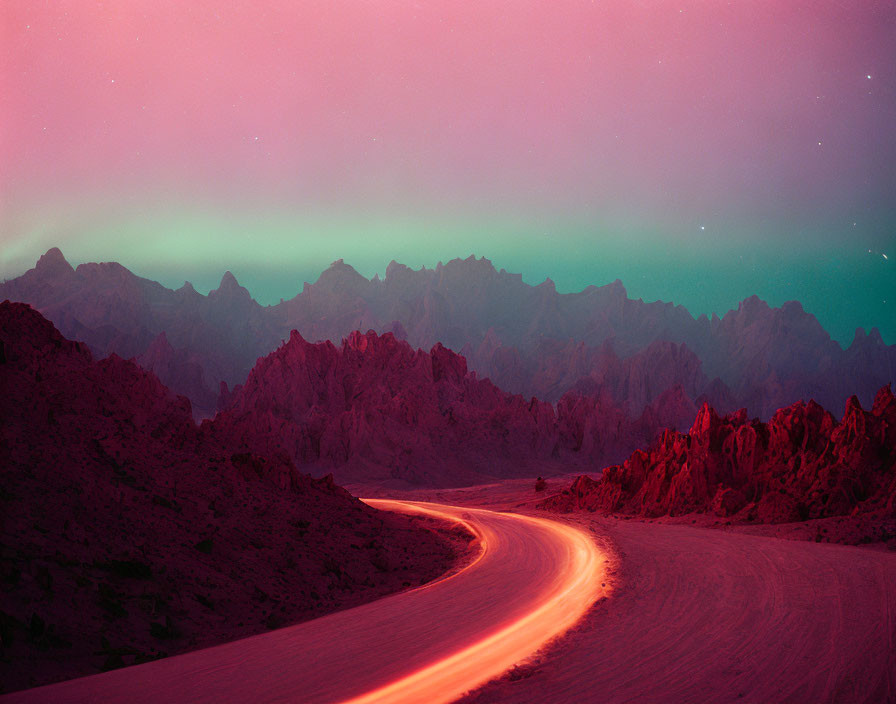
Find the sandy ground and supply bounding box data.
[360,479,896,704]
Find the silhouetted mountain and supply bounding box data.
[3,250,893,423]
[0,251,282,418]
[0,302,465,691]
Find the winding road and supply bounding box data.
[461,516,896,703]
[3,500,607,704]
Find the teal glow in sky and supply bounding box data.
[2,1,894,344]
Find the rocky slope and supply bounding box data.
[210,330,571,486]
[209,328,698,486]
[0,249,282,418]
[4,250,892,423]
[543,387,896,525]
[0,302,470,693]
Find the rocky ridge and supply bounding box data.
[543,386,896,526]
[209,328,701,486]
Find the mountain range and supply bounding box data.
[3,249,892,426]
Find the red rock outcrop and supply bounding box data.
[0,302,467,692]
[544,387,896,523]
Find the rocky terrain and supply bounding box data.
[0,302,472,694]
[543,386,896,534]
[3,250,892,423]
[212,329,578,485]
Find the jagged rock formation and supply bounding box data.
[2,250,893,422]
[210,330,573,485]
[543,387,896,524]
[0,302,466,692]
[208,328,708,486]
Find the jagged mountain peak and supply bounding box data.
[219,270,239,289]
[313,259,370,292]
[606,278,627,295]
[780,299,806,316]
[385,260,411,279]
[737,294,771,314]
[35,247,74,276]
[851,326,885,348]
[210,270,253,301]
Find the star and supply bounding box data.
[867,74,872,79]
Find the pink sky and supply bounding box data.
[1,1,894,344]
[4,1,893,222]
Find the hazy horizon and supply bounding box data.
[4,244,892,349]
[3,1,894,345]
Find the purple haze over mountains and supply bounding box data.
[2,249,893,435]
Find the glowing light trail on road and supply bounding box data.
[1,499,609,704]
[349,500,608,704]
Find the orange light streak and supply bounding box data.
[350,499,608,704]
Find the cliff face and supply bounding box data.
[209,327,715,487]
[4,250,892,425]
[209,329,569,486]
[0,302,464,692]
[543,387,896,524]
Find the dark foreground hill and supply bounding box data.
[0,302,469,693]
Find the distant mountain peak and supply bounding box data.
[327,258,357,273]
[739,294,769,310]
[385,260,412,280]
[219,270,239,289]
[313,258,370,293]
[781,300,806,316]
[443,255,497,273]
[35,247,74,276]
[210,270,252,301]
[604,278,627,296]
[851,326,884,347]
[463,254,495,268]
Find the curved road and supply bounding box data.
[3,500,607,704]
[461,516,896,703]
